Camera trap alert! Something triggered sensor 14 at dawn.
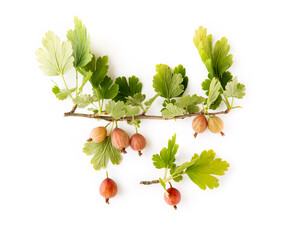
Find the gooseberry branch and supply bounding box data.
[64,108,230,121]
[36,17,245,208]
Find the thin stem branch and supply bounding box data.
[140,180,160,185]
[61,74,74,101]
[75,69,78,97]
[163,168,168,181]
[64,110,230,121]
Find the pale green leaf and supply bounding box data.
[52,85,75,100]
[161,104,185,118]
[124,105,140,117]
[73,94,95,108]
[36,31,74,76]
[79,71,93,92]
[144,93,160,106]
[207,78,221,108]
[126,93,146,106]
[224,77,246,99]
[176,94,205,114]
[83,137,122,170]
[105,100,125,119]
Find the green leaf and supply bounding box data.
[89,56,109,88]
[52,85,60,95]
[209,95,222,110]
[201,78,211,92]
[173,162,195,175]
[88,107,99,114]
[161,104,185,118]
[105,100,125,119]
[113,76,143,102]
[152,134,179,169]
[159,178,166,190]
[207,78,221,108]
[219,71,233,89]
[152,64,184,99]
[79,71,93,92]
[83,137,122,170]
[176,94,205,114]
[36,31,74,76]
[144,93,160,106]
[52,85,75,100]
[73,94,96,108]
[224,77,246,99]
[194,27,233,80]
[212,37,233,79]
[126,93,146,106]
[124,105,140,117]
[174,64,189,97]
[82,53,95,72]
[67,16,92,68]
[97,76,119,99]
[169,165,184,182]
[193,27,213,75]
[185,150,229,190]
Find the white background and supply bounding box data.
[1,0,300,239]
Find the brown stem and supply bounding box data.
[105,198,110,204]
[64,110,229,122]
[173,205,177,210]
[138,151,142,156]
[66,105,77,114]
[140,180,160,185]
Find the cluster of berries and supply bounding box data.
[192,115,224,137]
[88,126,146,156]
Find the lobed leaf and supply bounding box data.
[52,85,75,100]
[207,78,221,108]
[176,94,205,114]
[126,93,146,106]
[97,76,119,100]
[185,150,229,190]
[212,37,233,79]
[224,77,246,99]
[193,27,213,75]
[152,134,179,169]
[73,94,96,108]
[174,64,189,96]
[105,100,126,119]
[67,16,93,68]
[114,76,143,102]
[161,104,185,118]
[89,56,109,88]
[152,64,184,99]
[124,105,140,117]
[83,137,122,170]
[36,31,74,76]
